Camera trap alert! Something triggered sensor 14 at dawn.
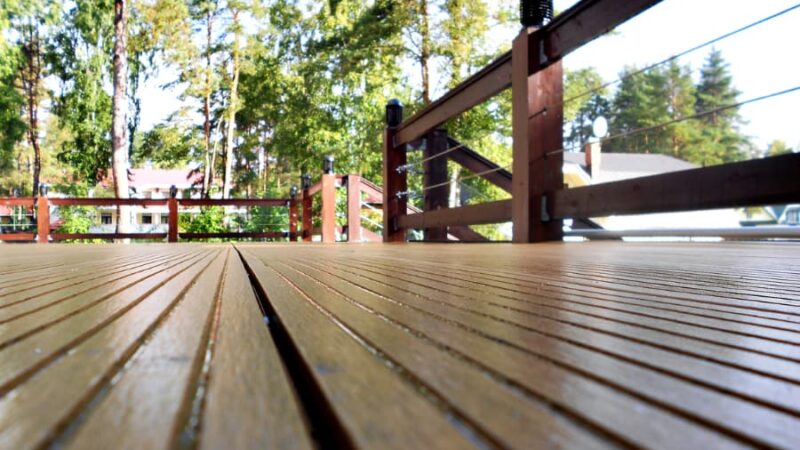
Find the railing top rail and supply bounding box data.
[393,0,662,146]
[49,198,168,206]
[178,198,290,207]
[0,198,35,206]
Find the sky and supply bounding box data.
[137,0,800,151]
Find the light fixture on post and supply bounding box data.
[301,174,311,190]
[169,185,178,198]
[290,185,299,197]
[323,155,335,175]
[385,99,403,128]
[520,0,553,27]
[39,184,48,197]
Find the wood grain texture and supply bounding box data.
[3,241,799,449]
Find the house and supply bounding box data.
[562,144,742,230]
[92,168,224,233]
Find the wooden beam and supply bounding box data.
[0,233,35,241]
[423,129,449,241]
[383,103,407,242]
[512,28,563,243]
[398,200,511,229]
[0,198,34,206]
[180,232,285,240]
[168,197,178,243]
[51,233,168,240]
[395,56,512,146]
[394,0,662,146]
[289,196,299,242]
[302,187,312,242]
[447,139,512,193]
[529,0,662,74]
[178,198,288,207]
[448,225,489,242]
[321,174,337,243]
[36,196,49,244]
[550,153,800,219]
[49,198,168,206]
[346,175,362,242]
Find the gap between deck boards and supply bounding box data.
[233,246,354,449]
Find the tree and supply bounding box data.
[766,140,792,157]
[112,0,132,234]
[694,48,747,165]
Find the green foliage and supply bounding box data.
[132,123,200,168]
[182,206,226,233]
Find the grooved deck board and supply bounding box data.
[0,244,308,450]
[1,241,798,449]
[239,242,800,450]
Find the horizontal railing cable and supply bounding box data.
[532,2,800,120]
[396,143,466,173]
[545,84,800,159]
[398,84,800,199]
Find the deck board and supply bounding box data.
[0,241,798,449]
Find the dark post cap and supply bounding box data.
[39,184,49,197]
[169,185,178,198]
[385,99,404,127]
[290,185,299,197]
[520,0,553,27]
[301,174,312,189]
[323,155,335,175]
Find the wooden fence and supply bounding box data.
[381,0,800,242]
[0,168,390,244]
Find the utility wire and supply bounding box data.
[400,84,800,197]
[542,2,800,116]
[549,84,800,157]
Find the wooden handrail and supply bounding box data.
[394,0,662,146]
[397,200,511,229]
[550,153,800,219]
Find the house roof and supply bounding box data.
[563,151,697,183]
[128,169,203,189]
[100,168,204,190]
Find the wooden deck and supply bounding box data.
[1,242,799,449]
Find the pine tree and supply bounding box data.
[694,48,747,165]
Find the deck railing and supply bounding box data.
[0,195,298,243]
[381,0,800,242]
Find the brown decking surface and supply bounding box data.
[1,242,799,449]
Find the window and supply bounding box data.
[141,214,153,224]
[161,214,169,224]
[101,214,112,225]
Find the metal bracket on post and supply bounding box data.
[540,194,550,223]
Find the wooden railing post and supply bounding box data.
[511,26,564,242]
[345,175,362,242]
[383,99,407,242]
[36,190,49,244]
[289,185,299,242]
[168,185,178,243]
[321,156,336,243]
[423,128,449,241]
[301,174,312,242]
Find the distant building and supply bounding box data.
[93,168,226,233]
[562,145,742,230]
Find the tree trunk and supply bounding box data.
[202,8,214,198]
[419,0,431,105]
[21,21,42,198]
[112,0,131,235]
[222,10,240,199]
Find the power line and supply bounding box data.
[544,2,800,117]
[549,84,800,157]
